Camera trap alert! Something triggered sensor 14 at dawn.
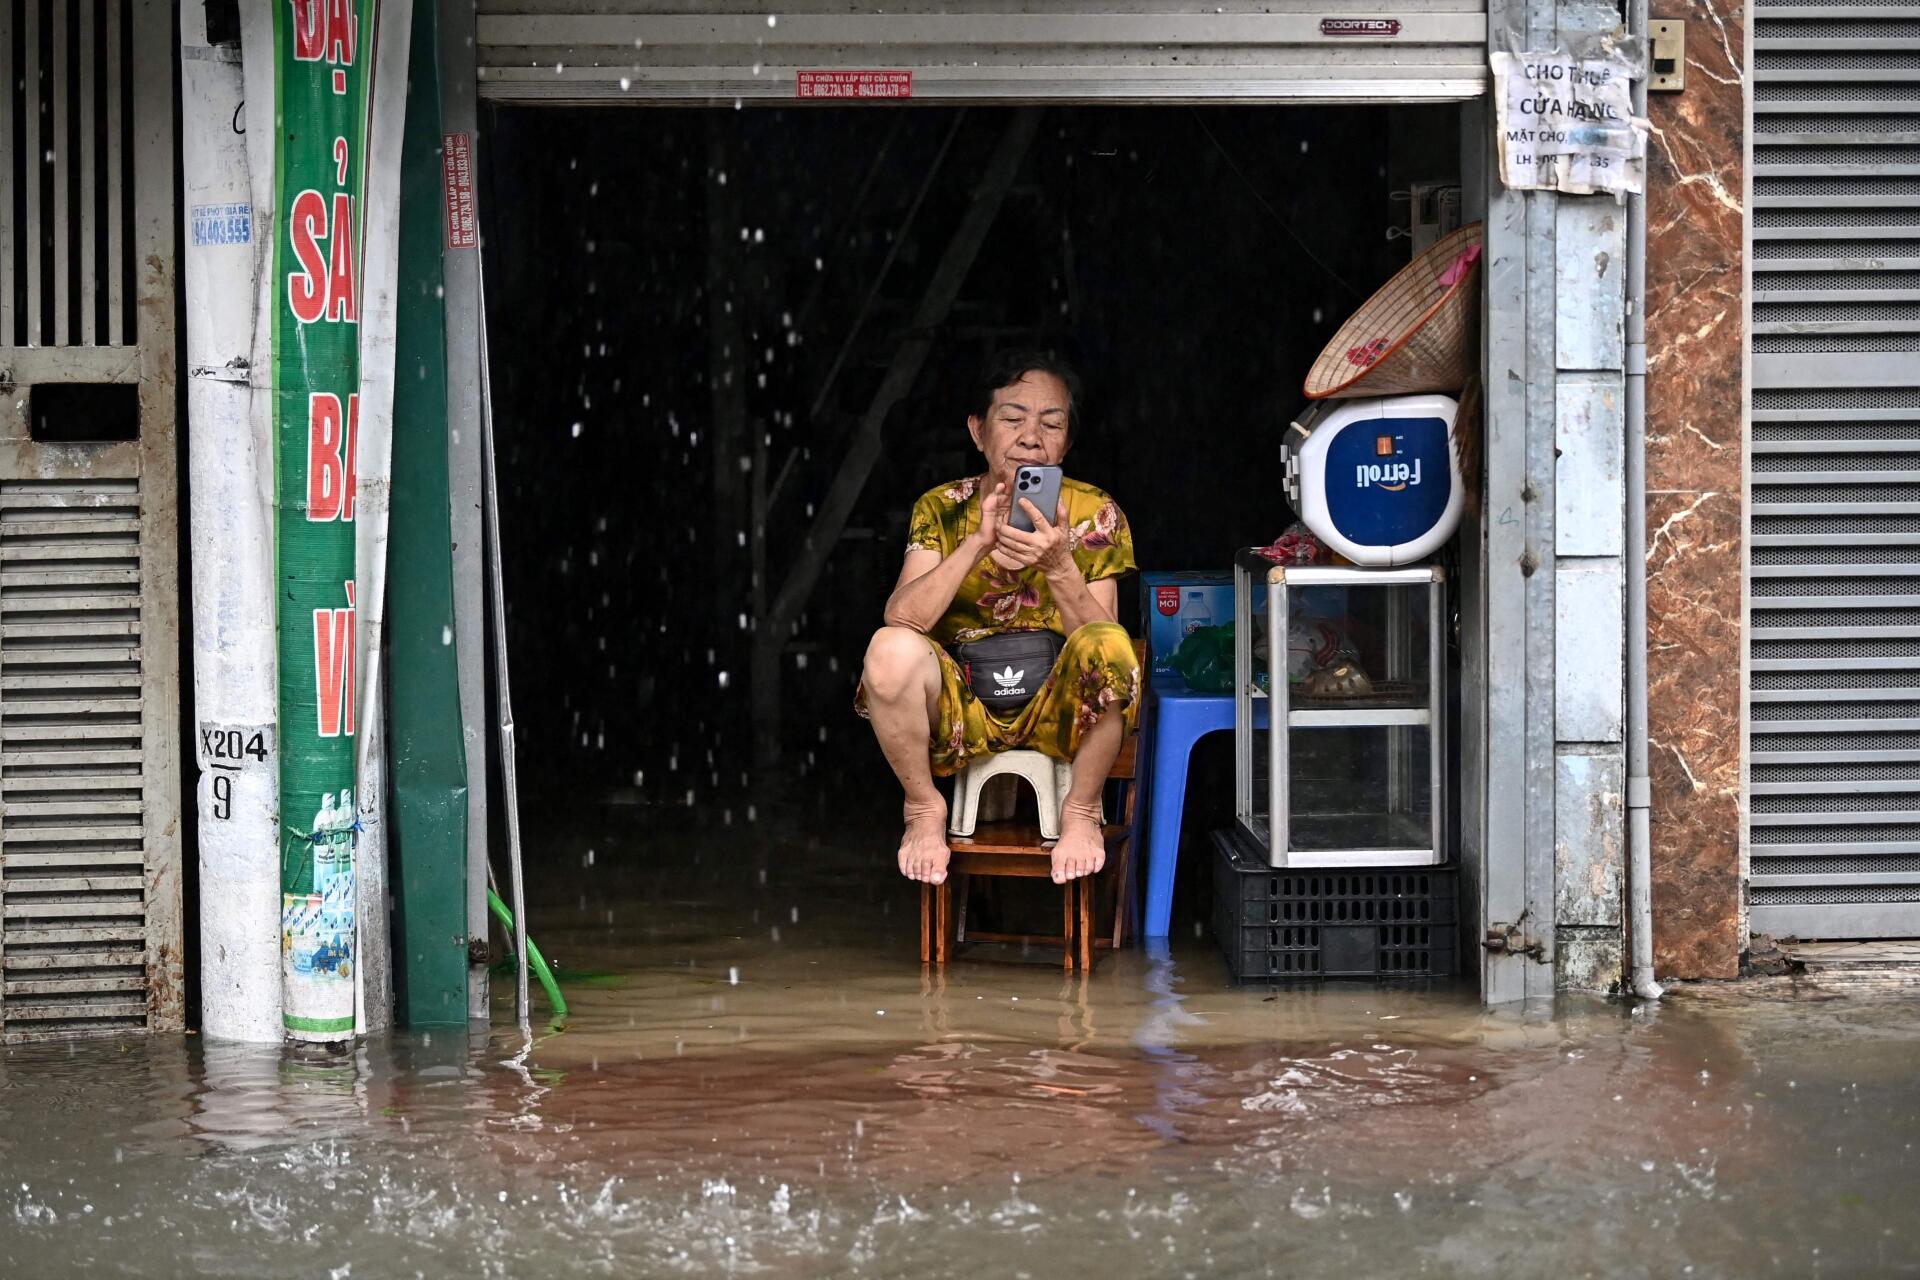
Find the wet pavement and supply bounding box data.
[4,806,1920,1278]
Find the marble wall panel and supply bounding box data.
[1645,0,1745,979]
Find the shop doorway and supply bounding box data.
[474,100,1473,944]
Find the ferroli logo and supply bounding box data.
[1357,459,1423,492]
[1321,17,1402,35]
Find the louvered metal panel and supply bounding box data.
[473,1,1490,104]
[2,0,138,348]
[0,0,179,1040]
[1749,0,1920,938]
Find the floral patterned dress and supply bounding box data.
[856,474,1142,776]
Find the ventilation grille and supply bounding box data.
[1756,762,1920,783]
[1753,421,1920,443]
[1753,791,1920,814]
[1755,51,1920,71]
[1752,700,1920,722]
[1755,270,1920,294]
[1753,884,1920,905]
[1754,518,1920,540]
[1752,450,1920,472]
[1754,545,1920,567]
[1754,387,1920,411]
[0,478,147,1039]
[1757,855,1920,878]
[1752,577,1920,598]
[1754,80,1920,102]
[1760,19,1920,38]
[1,0,139,348]
[1755,638,1920,661]
[1754,144,1920,166]
[1750,7,1920,934]
[1752,484,1920,504]
[1751,823,1920,845]
[1756,0,1920,8]
[1754,730,1920,752]
[1753,607,1920,628]
[1753,113,1920,135]
[1753,333,1920,353]
[1754,302,1920,322]
[1754,239,1920,261]
[1755,210,1920,231]
[1756,176,1920,196]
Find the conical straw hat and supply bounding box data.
[1304,223,1484,400]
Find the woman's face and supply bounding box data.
[967,370,1072,484]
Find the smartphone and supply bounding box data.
[1008,464,1064,533]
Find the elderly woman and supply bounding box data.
[857,351,1140,888]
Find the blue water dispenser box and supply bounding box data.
[1283,394,1465,566]
[1140,572,1237,675]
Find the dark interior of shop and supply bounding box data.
[477,102,1462,903]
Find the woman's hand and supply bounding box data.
[976,482,1026,571]
[994,499,1075,579]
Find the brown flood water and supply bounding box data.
[4,806,1920,1278]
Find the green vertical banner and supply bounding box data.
[274,0,378,1042]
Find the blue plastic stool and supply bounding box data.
[1136,672,1269,937]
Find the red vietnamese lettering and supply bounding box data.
[312,583,356,738]
[287,190,328,324]
[325,0,356,65]
[325,194,357,323]
[289,0,324,61]
[307,393,344,522]
[343,583,356,736]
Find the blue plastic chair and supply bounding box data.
[1136,671,1269,937]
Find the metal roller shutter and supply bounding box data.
[474,2,1489,103]
[1748,0,1920,937]
[0,0,182,1039]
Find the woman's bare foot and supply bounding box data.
[899,800,952,885]
[1050,800,1107,884]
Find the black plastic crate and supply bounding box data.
[1210,828,1460,982]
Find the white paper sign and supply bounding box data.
[1491,52,1647,195]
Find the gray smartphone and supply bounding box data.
[1009,464,1064,533]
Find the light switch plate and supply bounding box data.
[1650,19,1686,92]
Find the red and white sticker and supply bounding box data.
[1320,18,1402,35]
[1156,586,1182,617]
[443,131,476,249]
[797,70,913,100]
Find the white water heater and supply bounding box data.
[1282,394,1464,567]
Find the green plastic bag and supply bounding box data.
[1168,625,1236,694]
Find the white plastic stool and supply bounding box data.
[950,749,1099,841]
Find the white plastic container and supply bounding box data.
[1282,394,1464,567]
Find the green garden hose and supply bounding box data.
[486,888,568,1020]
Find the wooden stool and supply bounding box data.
[921,732,1139,972]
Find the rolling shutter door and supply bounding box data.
[1748,0,1920,937]
[474,2,1489,103]
[0,0,182,1039]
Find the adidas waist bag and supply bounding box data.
[950,630,1065,715]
